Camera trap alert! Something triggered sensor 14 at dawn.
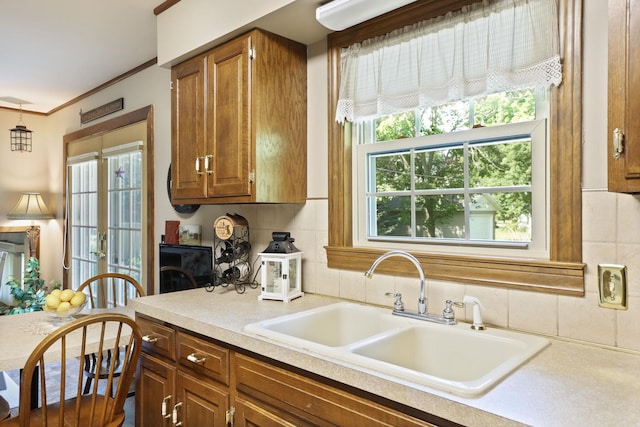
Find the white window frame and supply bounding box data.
[354,114,549,260]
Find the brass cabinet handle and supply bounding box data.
[195,156,205,175]
[142,335,158,343]
[204,155,213,174]
[161,395,172,419]
[187,353,207,364]
[172,402,183,426]
[613,128,624,159]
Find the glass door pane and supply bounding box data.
[107,152,142,305]
[70,160,99,287]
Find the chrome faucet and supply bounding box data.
[365,250,426,314]
[365,250,458,325]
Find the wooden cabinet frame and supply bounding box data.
[325,0,585,295]
[608,0,640,192]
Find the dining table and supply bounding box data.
[0,306,134,409]
[0,306,134,372]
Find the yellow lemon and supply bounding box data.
[50,289,62,298]
[45,293,61,309]
[60,289,75,302]
[56,301,71,315]
[70,291,86,307]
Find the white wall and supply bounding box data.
[156,0,296,66]
[0,111,58,282]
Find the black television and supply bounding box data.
[159,244,213,291]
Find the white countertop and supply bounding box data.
[129,288,640,427]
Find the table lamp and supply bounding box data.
[7,192,54,258]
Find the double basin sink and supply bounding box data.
[244,302,549,397]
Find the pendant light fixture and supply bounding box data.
[10,104,33,152]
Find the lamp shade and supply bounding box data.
[7,192,54,220]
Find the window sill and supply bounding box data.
[326,246,584,296]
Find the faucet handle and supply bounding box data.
[442,300,464,320]
[385,292,404,312]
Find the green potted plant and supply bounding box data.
[2,257,60,315]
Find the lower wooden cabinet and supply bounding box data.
[137,352,174,427]
[175,371,229,426]
[136,315,444,427]
[232,398,297,427]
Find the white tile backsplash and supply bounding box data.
[249,190,640,352]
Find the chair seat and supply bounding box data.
[0,395,124,427]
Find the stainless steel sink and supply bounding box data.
[244,302,549,397]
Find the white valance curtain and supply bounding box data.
[335,0,562,124]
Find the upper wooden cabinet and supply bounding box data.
[608,0,640,193]
[171,29,307,204]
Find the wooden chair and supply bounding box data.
[159,266,198,293]
[76,273,145,395]
[76,273,145,310]
[0,313,142,427]
[0,396,9,421]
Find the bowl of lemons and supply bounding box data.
[43,288,88,321]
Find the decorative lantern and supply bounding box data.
[9,104,33,152]
[258,232,303,302]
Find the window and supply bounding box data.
[355,89,548,259]
[326,0,584,295]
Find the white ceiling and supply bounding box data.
[0,0,330,114]
[0,0,159,114]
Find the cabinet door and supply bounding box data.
[233,397,298,427]
[175,371,229,427]
[206,34,252,199]
[172,54,207,200]
[608,0,640,192]
[136,354,175,427]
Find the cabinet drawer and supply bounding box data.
[177,331,229,386]
[136,316,176,361]
[234,353,436,427]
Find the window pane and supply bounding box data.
[473,89,536,126]
[469,139,532,188]
[420,102,470,135]
[107,152,142,279]
[371,195,411,237]
[488,191,532,242]
[70,162,98,279]
[371,152,411,192]
[375,112,415,141]
[416,194,465,238]
[415,147,464,190]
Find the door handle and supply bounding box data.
[90,232,107,259]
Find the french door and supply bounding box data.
[66,122,146,298]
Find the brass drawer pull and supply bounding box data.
[142,335,158,343]
[187,353,207,364]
